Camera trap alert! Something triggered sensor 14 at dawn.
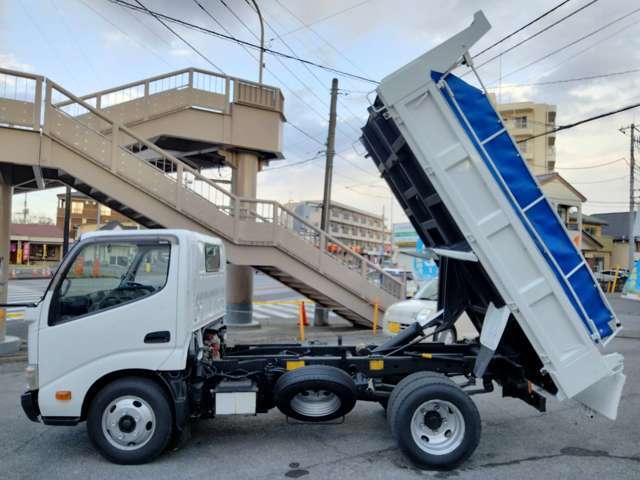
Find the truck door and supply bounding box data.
[37,237,178,417]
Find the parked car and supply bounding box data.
[594,269,630,283]
[381,278,457,342]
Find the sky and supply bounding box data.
[2,0,640,225]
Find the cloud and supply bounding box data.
[0,53,33,72]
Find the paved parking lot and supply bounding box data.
[1,327,639,480]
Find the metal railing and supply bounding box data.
[53,67,283,115]
[0,67,402,299]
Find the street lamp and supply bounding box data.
[250,0,264,84]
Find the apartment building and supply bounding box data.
[56,191,137,240]
[490,95,557,174]
[286,200,392,262]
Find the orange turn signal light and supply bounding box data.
[55,391,72,401]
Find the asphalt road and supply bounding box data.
[2,278,639,479]
[1,334,639,480]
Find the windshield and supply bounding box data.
[415,278,438,301]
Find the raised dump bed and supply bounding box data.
[361,11,625,419]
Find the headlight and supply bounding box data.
[415,308,434,324]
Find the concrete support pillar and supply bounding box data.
[226,151,259,326]
[0,166,20,354]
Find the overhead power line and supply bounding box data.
[518,101,640,143]
[500,6,640,81]
[494,67,640,88]
[108,0,380,84]
[272,0,372,81]
[262,153,323,172]
[132,0,225,73]
[277,0,375,37]
[473,0,598,70]
[77,0,172,67]
[253,1,364,135]
[557,158,626,169]
[473,0,573,58]
[571,174,628,184]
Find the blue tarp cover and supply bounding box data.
[432,71,614,339]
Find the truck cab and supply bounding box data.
[21,229,225,461]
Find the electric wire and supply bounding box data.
[518,103,640,143]
[556,158,626,169]
[133,0,225,73]
[108,0,380,84]
[499,6,640,82]
[276,0,375,38]
[472,0,598,71]
[494,67,640,89]
[472,0,574,58]
[272,0,372,81]
[254,1,365,135]
[216,0,362,138]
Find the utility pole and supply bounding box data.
[62,186,72,257]
[629,124,636,272]
[621,124,638,271]
[315,78,338,327]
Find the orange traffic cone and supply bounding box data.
[91,258,101,277]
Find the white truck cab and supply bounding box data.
[21,229,225,461]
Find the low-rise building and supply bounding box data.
[56,191,137,240]
[9,223,63,265]
[591,212,640,270]
[490,95,557,174]
[286,200,391,263]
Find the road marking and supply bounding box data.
[254,304,295,319]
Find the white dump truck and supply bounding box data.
[11,11,625,471]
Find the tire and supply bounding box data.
[87,377,173,465]
[387,372,453,438]
[274,365,357,422]
[433,326,457,344]
[390,377,481,470]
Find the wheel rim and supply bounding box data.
[290,389,341,418]
[101,395,156,451]
[410,400,465,455]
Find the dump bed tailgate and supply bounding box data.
[361,12,624,419]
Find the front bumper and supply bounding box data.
[21,390,40,422]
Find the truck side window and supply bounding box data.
[50,241,171,325]
[204,244,220,272]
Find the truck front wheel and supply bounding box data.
[87,377,173,464]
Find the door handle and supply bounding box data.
[144,331,171,344]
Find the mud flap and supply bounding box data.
[474,303,510,378]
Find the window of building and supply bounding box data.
[50,240,171,324]
[99,205,112,217]
[71,201,84,214]
[514,116,528,128]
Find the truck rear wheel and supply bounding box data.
[389,377,481,469]
[87,377,172,464]
[274,365,357,422]
[387,372,453,437]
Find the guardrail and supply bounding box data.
[0,67,402,299]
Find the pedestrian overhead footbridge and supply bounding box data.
[0,67,403,326]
